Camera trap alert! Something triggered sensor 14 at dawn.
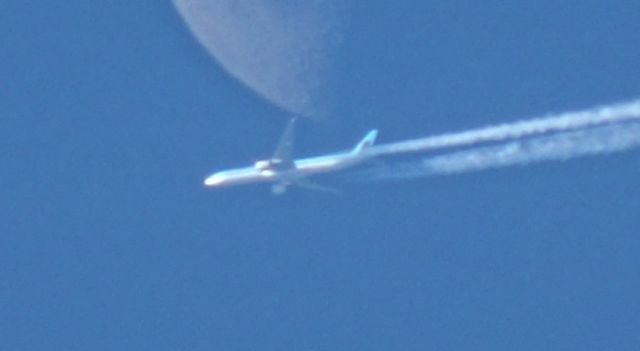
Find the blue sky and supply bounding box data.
[3,1,640,350]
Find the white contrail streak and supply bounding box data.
[353,98,640,181]
[368,99,640,158]
[360,122,640,181]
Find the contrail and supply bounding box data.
[358,122,640,181]
[351,98,640,181]
[368,99,640,157]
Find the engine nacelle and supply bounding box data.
[254,160,271,171]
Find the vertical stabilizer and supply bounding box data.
[352,130,378,154]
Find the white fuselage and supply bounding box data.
[204,151,366,188]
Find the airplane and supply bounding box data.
[203,119,379,194]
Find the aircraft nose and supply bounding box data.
[204,174,224,187]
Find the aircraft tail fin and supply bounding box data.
[352,130,378,154]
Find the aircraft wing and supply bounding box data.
[295,179,342,195]
[271,118,296,168]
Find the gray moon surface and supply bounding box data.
[173,0,346,117]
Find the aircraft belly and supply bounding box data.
[295,160,341,174]
[209,168,273,187]
[295,154,359,175]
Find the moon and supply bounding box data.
[173,0,347,117]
